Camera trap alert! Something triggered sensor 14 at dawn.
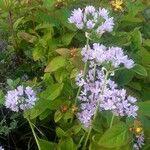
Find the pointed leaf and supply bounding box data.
[98,122,129,148]
[132,64,147,76]
[45,56,67,72]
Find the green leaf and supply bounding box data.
[131,28,142,50]
[121,15,143,23]
[66,125,81,135]
[114,69,134,86]
[54,110,63,122]
[39,139,56,150]
[137,47,150,65]
[125,0,145,17]
[143,39,150,47]
[138,101,150,117]
[141,87,150,101]
[45,56,67,73]
[62,33,76,46]
[32,47,44,61]
[98,122,129,148]
[58,137,74,150]
[13,17,24,30]
[92,113,103,133]
[40,83,64,101]
[39,109,51,120]
[70,68,79,79]
[7,79,14,88]
[132,64,147,76]
[128,82,142,91]
[56,127,67,137]
[0,90,4,105]
[49,99,70,110]
[63,111,73,121]
[24,83,63,119]
[42,0,55,10]
[55,9,77,31]
[42,73,54,86]
[18,31,37,43]
[56,48,70,58]
[54,69,68,83]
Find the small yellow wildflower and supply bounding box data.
[111,0,124,12]
[129,120,144,135]
[135,127,143,134]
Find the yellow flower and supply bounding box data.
[111,0,123,12]
[135,127,143,134]
[129,120,144,135]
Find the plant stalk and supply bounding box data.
[109,115,115,128]
[74,38,89,106]
[27,118,41,150]
[82,70,110,150]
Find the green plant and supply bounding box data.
[0,0,150,150]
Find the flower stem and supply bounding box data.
[82,70,110,149]
[109,115,115,128]
[70,38,90,123]
[82,127,92,150]
[77,132,86,149]
[27,118,41,150]
[74,38,89,106]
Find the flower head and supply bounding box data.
[68,8,84,29]
[76,67,138,128]
[81,43,135,69]
[0,146,4,150]
[111,0,124,12]
[133,133,144,150]
[5,86,37,112]
[68,6,114,35]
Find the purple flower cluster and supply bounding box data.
[0,146,4,150]
[76,67,138,128]
[133,133,144,150]
[101,89,138,117]
[5,86,37,112]
[81,43,134,69]
[68,6,114,35]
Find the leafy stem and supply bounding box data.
[27,118,41,150]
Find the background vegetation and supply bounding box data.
[0,0,150,150]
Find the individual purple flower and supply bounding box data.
[5,86,37,112]
[86,20,95,29]
[96,17,114,34]
[123,58,134,69]
[81,45,94,62]
[84,6,96,15]
[75,71,86,87]
[68,8,84,29]
[133,133,144,150]
[98,8,109,19]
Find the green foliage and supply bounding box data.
[45,56,67,73]
[97,122,129,148]
[138,101,150,117]
[0,0,150,149]
[0,90,4,105]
